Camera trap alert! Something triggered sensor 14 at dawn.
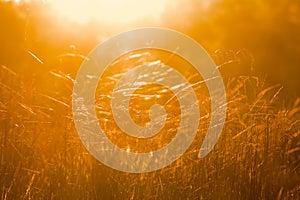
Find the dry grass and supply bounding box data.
[0,52,300,200]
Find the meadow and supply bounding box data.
[1,1,300,199]
[1,50,300,199]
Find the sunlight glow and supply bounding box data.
[48,0,170,24]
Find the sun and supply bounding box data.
[48,0,170,24]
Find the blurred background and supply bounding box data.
[1,0,300,100]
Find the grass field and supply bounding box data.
[1,1,300,199]
[1,54,300,199]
